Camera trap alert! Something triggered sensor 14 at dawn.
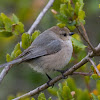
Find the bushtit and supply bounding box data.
[0,26,74,79]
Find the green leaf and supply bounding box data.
[48,97,52,100]
[11,51,15,60]
[48,87,57,96]
[60,4,67,16]
[90,74,100,80]
[96,80,100,94]
[22,33,32,49]
[1,13,13,32]
[67,78,77,91]
[74,2,81,16]
[62,86,72,100]
[58,83,63,91]
[17,22,24,33]
[0,13,24,37]
[14,43,22,58]
[6,54,12,62]
[71,37,86,50]
[91,93,98,100]
[57,91,63,100]
[77,90,90,100]
[78,10,85,20]
[31,98,35,100]
[31,30,40,42]
[14,43,21,51]
[72,0,78,4]
[98,95,100,100]
[38,93,46,100]
[57,23,66,28]
[0,31,13,37]
[77,50,86,61]
[0,16,4,29]
[52,0,62,11]
[12,14,19,24]
[56,14,68,23]
[13,22,24,35]
[10,43,22,59]
[15,49,22,58]
[68,1,74,17]
[67,25,76,31]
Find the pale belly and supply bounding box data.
[28,44,73,74]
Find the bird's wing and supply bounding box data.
[17,31,56,59]
[21,39,62,61]
[0,40,62,68]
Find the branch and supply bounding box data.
[88,58,100,76]
[28,0,55,35]
[0,65,12,83]
[76,24,96,53]
[72,72,92,76]
[0,0,55,84]
[80,23,90,43]
[13,44,100,100]
[80,23,96,52]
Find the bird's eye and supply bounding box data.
[63,33,67,37]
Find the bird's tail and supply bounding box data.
[0,58,23,68]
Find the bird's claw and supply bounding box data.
[55,69,68,79]
[46,73,54,87]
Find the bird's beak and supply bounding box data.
[69,32,74,36]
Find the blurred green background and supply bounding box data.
[0,0,100,100]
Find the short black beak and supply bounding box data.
[69,32,74,36]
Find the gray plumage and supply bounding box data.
[0,26,73,74]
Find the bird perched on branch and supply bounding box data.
[0,26,74,82]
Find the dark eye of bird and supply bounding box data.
[63,33,67,37]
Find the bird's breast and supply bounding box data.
[40,40,73,72]
[28,40,73,73]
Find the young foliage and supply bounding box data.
[48,78,89,100]
[0,13,24,37]
[22,30,40,49]
[90,64,100,80]
[71,37,86,50]
[91,93,98,100]
[22,33,32,49]
[52,0,86,61]
[52,0,85,30]
[31,30,40,41]
[71,33,86,62]
[6,30,40,61]
[38,93,52,100]
[6,54,12,62]
[91,74,100,81]
[38,93,46,100]
[8,77,100,100]
[6,43,22,62]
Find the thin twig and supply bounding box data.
[0,0,55,84]
[20,0,55,45]
[72,72,92,76]
[0,65,12,83]
[13,44,100,100]
[88,58,100,76]
[76,26,87,41]
[28,0,55,35]
[80,23,90,42]
[80,23,96,52]
[76,25,96,53]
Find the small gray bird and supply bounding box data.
[0,26,74,80]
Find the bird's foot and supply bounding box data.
[55,69,68,79]
[46,73,54,87]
